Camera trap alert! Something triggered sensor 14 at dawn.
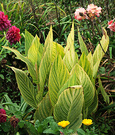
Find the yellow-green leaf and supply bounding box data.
[79,52,94,83]
[78,28,88,55]
[34,93,52,122]
[64,22,74,53]
[25,29,34,56]
[3,46,37,82]
[71,64,95,108]
[88,91,98,115]
[49,55,70,106]
[93,28,109,66]
[54,86,84,131]
[28,35,43,82]
[63,22,78,72]
[11,67,37,109]
[39,26,57,99]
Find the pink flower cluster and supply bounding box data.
[6,26,21,45]
[0,109,7,123]
[0,11,11,31]
[0,11,21,45]
[108,19,115,32]
[74,4,102,21]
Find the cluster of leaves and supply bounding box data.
[0,0,115,134]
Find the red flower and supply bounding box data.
[0,11,11,31]
[108,19,115,32]
[0,109,7,123]
[6,26,21,45]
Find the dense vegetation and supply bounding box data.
[0,0,115,135]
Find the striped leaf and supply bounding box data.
[44,25,53,52]
[54,86,84,131]
[28,35,43,82]
[63,22,78,72]
[71,64,95,108]
[11,67,37,109]
[78,28,88,55]
[25,29,34,56]
[34,93,52,122]
[39,26,57,98]
[87,52,93,73]
[49,55,70,106]
[93,28,109,76]
[88,91,98,115]
[64,22,74,53]
[3,46,37,82]
[54,42,65,58]
[79,52,94,84]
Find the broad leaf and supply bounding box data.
[25,29,34,56]
[87,52,93,70]
[88,91,98,115]
[44,25,53,52]
[39,26,57,99]
[64,22,74,53]
[34,93,52,122]
[71,64,95,108]
[78,28,88,55]
[79,52,94,83]
[93,28,109,72]
[28,35,43,82]
[54,86,84,131]
[54,42,65,58]
[63,22,78,72]
[49,55,70,106]
[11,67,37,109]
[3,46,37,82]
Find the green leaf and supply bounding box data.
[11,67,37,109]
[3,46,37,82]
[87,52,93,70]
[39,27,58,99]
[93,61,100,79]
[44,25,53,52]
[34,93,52,122]
[63,50,78,72]
[98,76,110,104]
[58,74,78,96]
[0,74,4,79]
[88,91,98,115]
[93,28,109,72]
[54,86,84,131]
[18,120,25,128]
[25,29,34,56]
[71,64,95,108]
[54,42,65,58]
[49,55,70,106]
[78,28,88,55]
[79,52,94,83]
[28,35,43,82]
[64,22,74,53]
[63,22,78,72]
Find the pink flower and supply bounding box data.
[0,109,7,123]
[74,8,86,21]
[0,11,11,31]
[86,4,102,19]
[108,19,115,32]
[6,26,21,45]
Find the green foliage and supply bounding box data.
[3,22,109,132]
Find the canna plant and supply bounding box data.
[3,22,109,132]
